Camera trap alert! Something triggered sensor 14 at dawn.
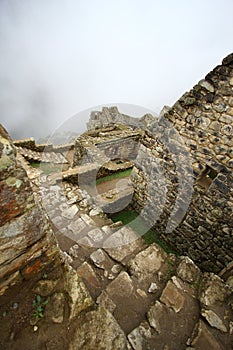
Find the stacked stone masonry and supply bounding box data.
[129,54,233,273]
[0,53,233,349]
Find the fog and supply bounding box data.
[0,0,233,140]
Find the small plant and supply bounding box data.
[42,273,48,279]
[163,257,176,282]
[32,294,48,321]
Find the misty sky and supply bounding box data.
[0,0,233,140]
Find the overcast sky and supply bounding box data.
[0,0,232,140]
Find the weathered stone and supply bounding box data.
[201,309,227,332]
[177,256,201,283]
[33,279,59,296]
[226,275,233,290]
[96,290,116,313]
[77,262,101,289]
[148,300,171,333]
[61,204,78,219]
[191,320,224,350]
[104,226,144,264]
[46,292,65,324]
[199,79,215,92]
[90,248,116,274]
[106,272,134,298]
[160,280,185,313]
[128,321,153,350]
[63,264,93,319]
[69,244,80,258]
[199,273,231,307]
[68,307,128,350]
[87,228,104,242]
[68,218,86,235]
[148,282,158,293]
[128,244,167,280]
[89,207,102,216]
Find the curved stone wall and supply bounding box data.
[131,53,233,272]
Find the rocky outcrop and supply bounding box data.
[0,126,61,295]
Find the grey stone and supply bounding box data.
[199,79,215,92]
[80,213,96,226]
[69,244,80,258]
[177,256,201,283]
[128,244,167,280]
[128,321,153,350]
[160,280,185,313]
[77,236,93,248]
[148,282,158,293]
[201,309,227,332]
[87,228,104,242]
[97,291,116,313]
[104,226,144,264]
[61,204,78,219]
[191,320,224,350]
[63,265,93,319]
[68,307,128,350]
[199,273,231,306]
[68,218,86,234]
[90,249,106,268]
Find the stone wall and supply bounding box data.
[73,125,142,168]
[13,138,74,153]
[0,126,61,294]
[131,53,233,272]
[87,106,157,131]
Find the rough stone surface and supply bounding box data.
[68,307,128,350]
[191,320,224,350]
[128,244,167,280]
[199,273,231,306]
[177,256,201,283]
[0,130,61,294]
[201,309,227,332]
[63,264,93,319]
[33,279,59,296]
[46,292,65,324]
[104,226,144,264]
[160,280,185,313]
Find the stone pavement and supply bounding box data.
[22,159,233,350]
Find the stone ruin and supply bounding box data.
[0,53,233,349]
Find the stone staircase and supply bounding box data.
[17,146,68,164]
[25,169,233,350]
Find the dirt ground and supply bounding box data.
[0,265,79,350]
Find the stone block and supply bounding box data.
[199,273,231,307]
[160,280,185,313]
[68,307,128,350]
[77,262,101,289]
[104,226,144,264]
[128,243,167,280]
[191,320,224,350]
[177,256,201,284]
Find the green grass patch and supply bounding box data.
[30,162,62,175]
[96,168,133,185]
[111,209,176,254]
